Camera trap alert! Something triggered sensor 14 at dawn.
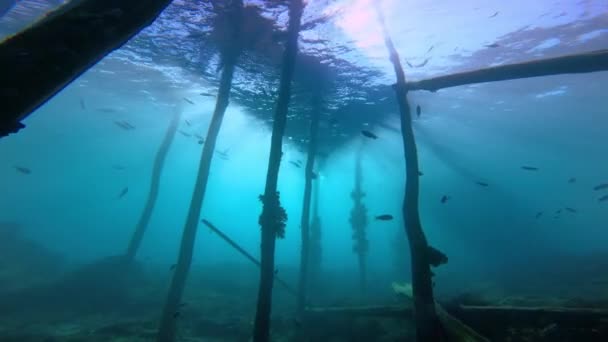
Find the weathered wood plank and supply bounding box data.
[406,49,608,92]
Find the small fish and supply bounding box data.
[568,177,576,183]
[489,11,499,18]
[123,121,135,129]
[485,43,500,48]
[375,214,394,221]
[114,120,135,130]
[405,60,414,68]
[178,130,192,137]
[310,171,318,179]
[535,211,543,219]
[216,149,230,158]
[565,207,577,213]
[215,149,230,160]
[183,97,195,105]
[79,98,86,110]
[117,187,129,199]
[426,45,434,53]
[113,121,128,130]
[199,92,214,97]
[185,120,191,127]
[521,166,539,171]
[274,269,279,275]
[414,58,430,68]
[475,181,489,187]
[170,264,177,270]
[179,302,187,307]
[416,105,421,118]
[198,140,205,145]
[112,164,125,170]
[599,194,608,202]
[555,209,562,214]
[593,183,608,191]
[361,130,378,139]
[540,323,557,337]
[14,166,31,174]
[289,161,302,168]
[418,171,424,176]
[440,195,450,204]
[173,312,180,318]
[97,107,119,113]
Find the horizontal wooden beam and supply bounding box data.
[406,49,608,92]
[0,0,173,138]
[455,304,608,329]
[304,305,413,318]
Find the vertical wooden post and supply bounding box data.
[349,145,368,293]
[297,94,321,315]
[125,109,181,261]
[374,4,445,341]
[156,2,243,341]
[308,160,322,294]
[253,1,304,341]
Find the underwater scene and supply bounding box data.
[1,0,607,341]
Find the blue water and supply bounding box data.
[1,1,607,341]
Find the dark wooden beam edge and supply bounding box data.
[0,0,174,137]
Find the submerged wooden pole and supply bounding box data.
[125,109,181,261]
[406,49,608,92]
[0,0,173,138]
[253,1,304,341]
[308,160,322,292]
[375,4,445,342]
[297,95,321,315]
[201,219,298,297]
[156,58,237,342]
[349,146,368,293]
[156,3,243,341]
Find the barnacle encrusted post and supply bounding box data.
[258,192,288,239]
[252,1,304,341]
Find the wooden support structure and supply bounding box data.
[305,305,412,318]
[125,109,181,261]
[0,0,173,137]
[303,303,489,342]
[349,145,368,293]
[156,2,244,341]
[374,4,444,342]
[308,162,323,293]
[406,49,608,92]
[297,95,321,315]
[201,219,298,297]
[253,1,304,341]
[455,304,608,326]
